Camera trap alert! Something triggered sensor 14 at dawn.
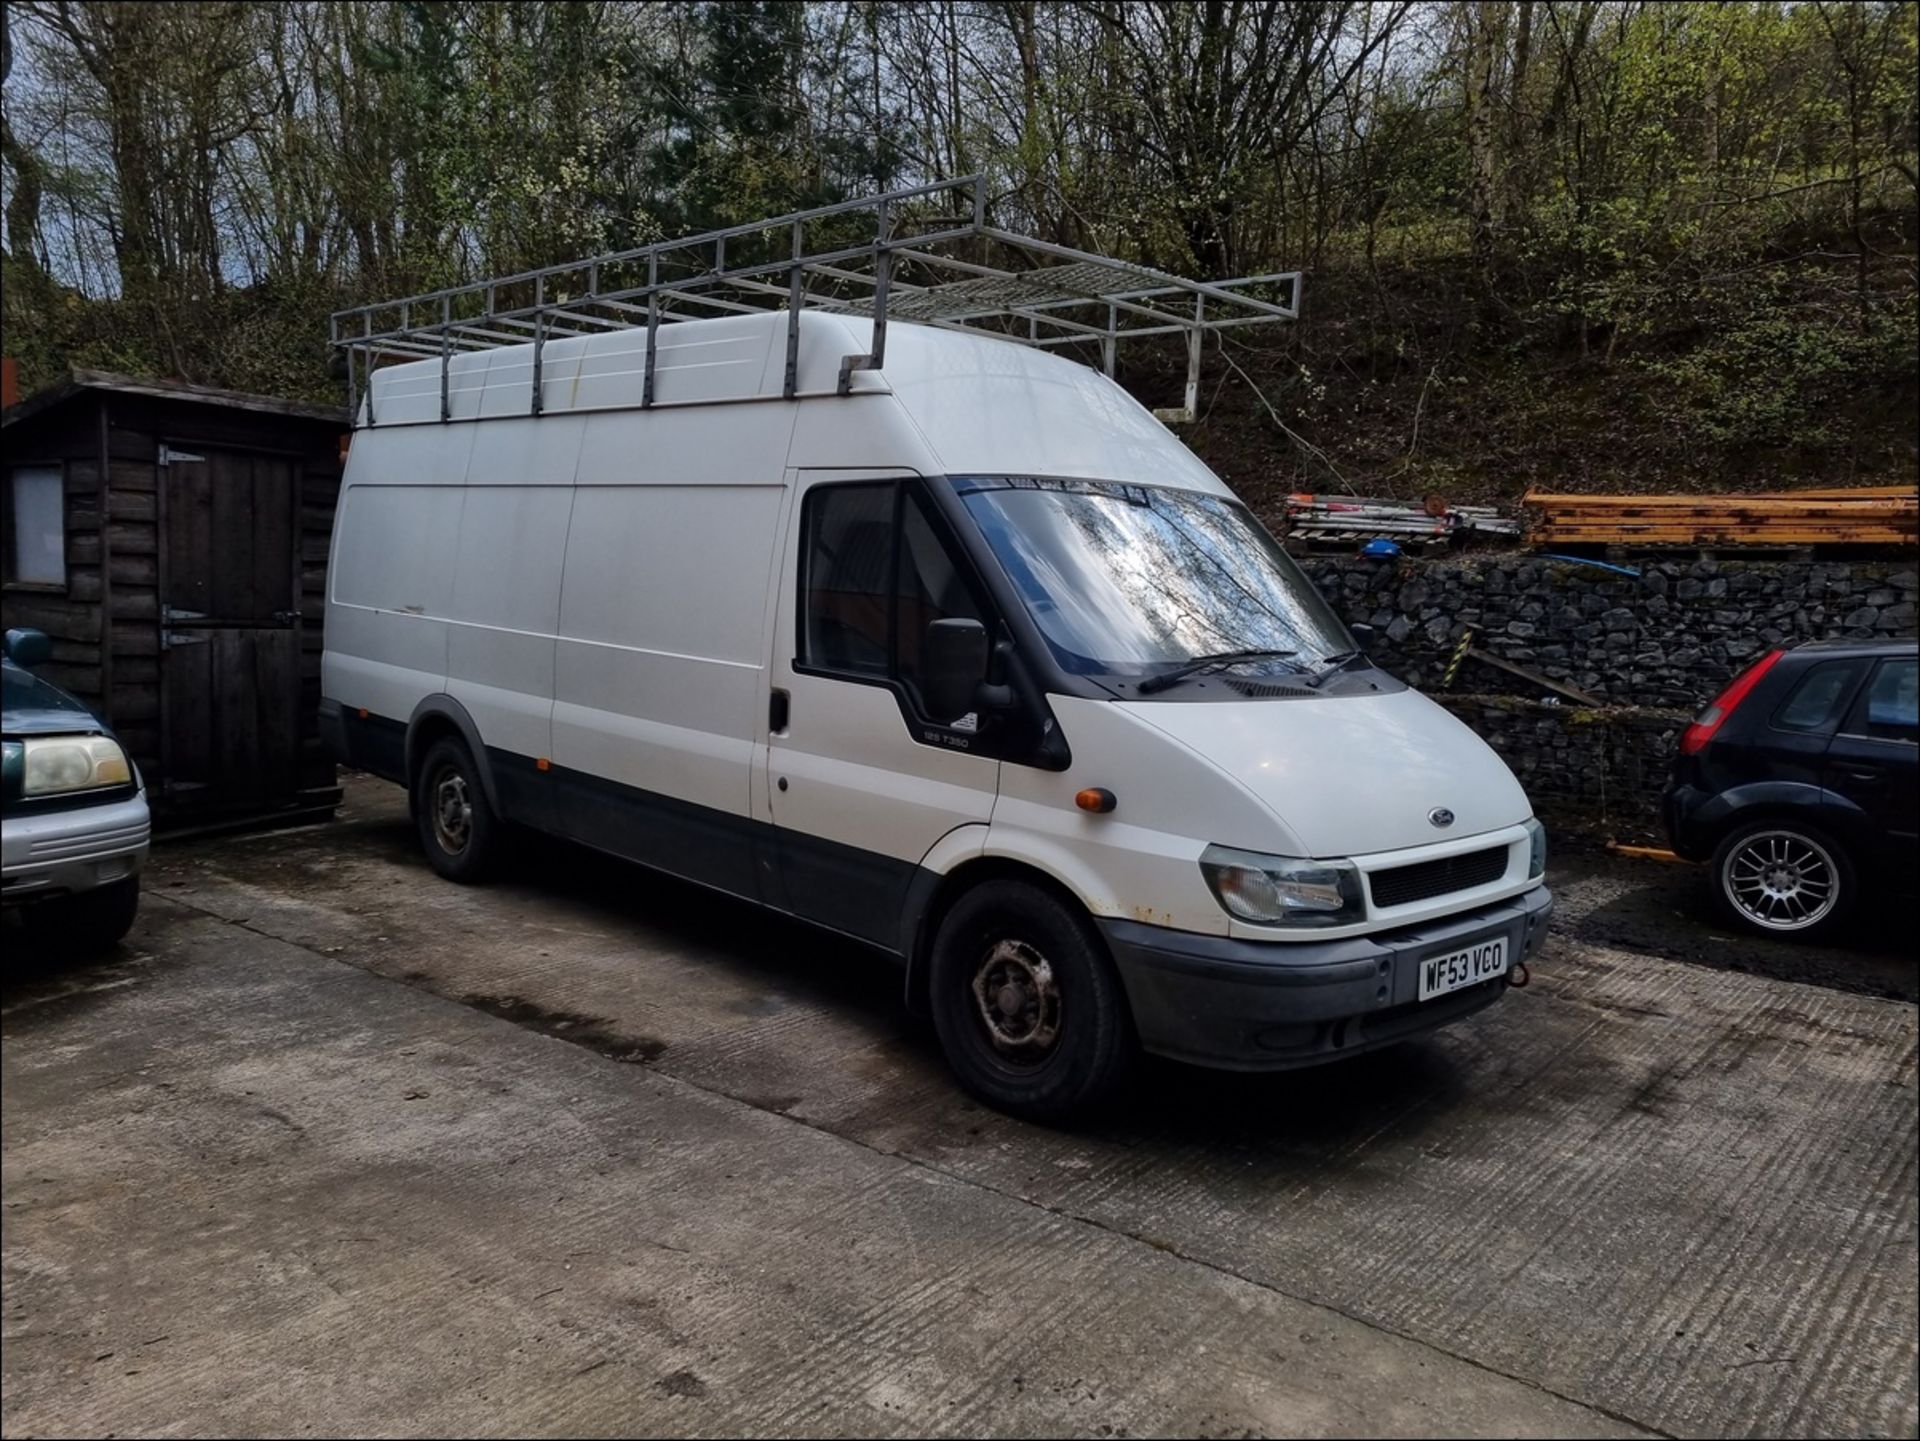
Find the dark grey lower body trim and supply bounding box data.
[536,754,765,909]
[536,755,917,952]
[328,702,407,785]
[331,703,921,954]
[1102,886,1552,1071]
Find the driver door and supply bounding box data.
[761,469,999,947]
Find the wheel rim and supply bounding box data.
[1722,829,1839,932]
[431,767,473,855]
[970,938,1063,1065]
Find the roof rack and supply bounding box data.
[330,175,1299,427]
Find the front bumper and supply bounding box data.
[1102,885,1552,1071]
[1,791,151,903]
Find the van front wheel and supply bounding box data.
[414,736,501,883]
[928,880,1135,1122]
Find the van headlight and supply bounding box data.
[1523,818,1547,879]
[22,734,133,796]
[1199,844,1364,927]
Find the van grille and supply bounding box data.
[1369,845,1509,909]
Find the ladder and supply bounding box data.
[330,175,1299,428]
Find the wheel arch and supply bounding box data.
[900,855,1103,1018]
[405,696,503,815]
[1694,783,1871,862]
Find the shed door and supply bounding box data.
[159,444,300,812]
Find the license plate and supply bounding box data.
[1418,936,1509,1000]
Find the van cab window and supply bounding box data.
[800,482,988,719]
[895,490,988,706]
[802,483,894,674]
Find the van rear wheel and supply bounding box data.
[928,879,1135,1122]
[414,736,501,883]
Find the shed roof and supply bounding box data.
[1,369,348,430]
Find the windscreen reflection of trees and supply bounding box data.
[977,489,1345,672]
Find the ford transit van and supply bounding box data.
[322,310,1550,1119]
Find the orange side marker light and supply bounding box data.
[1075,788,1116,814]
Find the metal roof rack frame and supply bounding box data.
[330,175,1299,428]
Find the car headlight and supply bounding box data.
[1199,844,1365,927]
[1524,818,1547,879]
[22,734,133,796]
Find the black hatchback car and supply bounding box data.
[1665,639,1917,938]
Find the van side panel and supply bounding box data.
[324,423,476,764]
[444,485,574,818]
[546,404,796,900]
[440,415,585,825]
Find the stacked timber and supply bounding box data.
[1284,492,1521,545]
[1523,487,1918,548]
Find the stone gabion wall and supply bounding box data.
[1429,696,1684,843]
[1299,554,1918,709]
[1296,552,1918,840]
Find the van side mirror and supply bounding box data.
[1349,623,1376,651]
[922,618,990,721]
[3,628,51,668]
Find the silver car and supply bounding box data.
[2,628,149,950]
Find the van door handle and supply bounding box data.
[1840,765,1881,782]
[769,688,790,733]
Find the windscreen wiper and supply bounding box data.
[1303,650,1367,688]
[1136,649,1300,695]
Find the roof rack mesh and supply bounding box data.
[330,175,1298,426]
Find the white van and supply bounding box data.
[322,310,1549,1118]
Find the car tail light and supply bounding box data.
[1679,649,1783,755]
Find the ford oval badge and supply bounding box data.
[1428,807,1455,828]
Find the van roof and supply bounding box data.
[362,310,1230,497]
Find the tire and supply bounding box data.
[413,736,502,882]
[1709,818,1855,941]
[928,879,1136,1122]
[20,875,141,955]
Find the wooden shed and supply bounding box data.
[2,371,347,827]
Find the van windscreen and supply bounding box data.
[953,477,1352,680]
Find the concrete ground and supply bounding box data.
[1548,851,1917,1004]
[3,774,1915,1439]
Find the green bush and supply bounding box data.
[1637,277,1913,449]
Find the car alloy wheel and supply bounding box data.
[1721,828,1839,932]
